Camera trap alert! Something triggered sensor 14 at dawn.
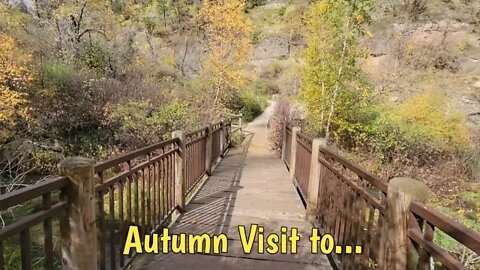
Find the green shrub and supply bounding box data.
[463,149,480,182]
[392,91,471,148]
[108,99,197,148]
[40,62,75,89]
[230,131,246,147]
[223,81,268,122]
[432,205,479,269]
[358,91,472,164]
[240,84,269,122]
[245,0,265,12]
[152,99,198,138]
[80,42,109,73]
[239,89,265,122]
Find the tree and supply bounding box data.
[49,0,116,63]
[0,34,34,143]
[198,0,253,121]
[300,0,372,142]
[156,0,171,27]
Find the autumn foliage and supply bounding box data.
[0,34,34,142]
[198,0,253,119]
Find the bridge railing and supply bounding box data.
[0,177,69,270]
[185,127,208,194]
[0,116,241,270]
[282,125,480,270]
[94,138,180,269]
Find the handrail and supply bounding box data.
[0,177,68,211]
[0,176,69,270]
[319,146,388,192]
[411,202,480,254]
[94,138,180,173]
[282,125,480,269]
[0,118,242,270]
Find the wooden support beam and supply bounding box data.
[289,126,301,181]
[239,114,243,133]
[281,119,287,161]
[57,157,97,270]
[172,130,186,212]
[384,177,429,270]
[220,120,227,157]
[306,138,327,223]
[205,124,213,176]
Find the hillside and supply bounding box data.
[0,0,479,268]
[259,0,480,239]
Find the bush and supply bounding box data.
[230,132,246,147]
[463,149,480,182]
[80,42,109,73]
[394,92,471,147]
[393,37,458,72]
[108,99,197,148]
[238,89,266,122]
[244,0,265,12]
[359,91,472,164]
[402,0,427,20]
[223,81,268,122]
[268,98,290,152]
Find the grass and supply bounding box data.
[432,204,479,269]
[248,3,294,36]
[1,197,64,270]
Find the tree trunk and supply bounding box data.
[325,19,350,140]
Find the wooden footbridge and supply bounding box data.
[1,103,479,270]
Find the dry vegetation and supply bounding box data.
[269,0,480,238]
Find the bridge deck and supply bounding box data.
[131,104,332,270]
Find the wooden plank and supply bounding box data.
[0,241,4,270]
[20,230,31,270]
[0,202,68,241]
[411,202,480,254]
[408,230,465,270]
[109,187,116,270]
[94,138,179,173]
[42,193,54,270]
[0,177,68,211]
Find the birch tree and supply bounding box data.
[301,0,372,141]
[198,0,253,121]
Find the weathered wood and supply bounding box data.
[306,138,326,223]
[42,193,54,270]
[220,120,227,157]
[239,114,243,132]
[289,126,301,181]
[384,177,428,270]
[205,124,213,176]
[172,130,186,212]
[281,119,287,161]
[57,157,98,270]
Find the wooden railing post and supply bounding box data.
[172,130,186,212]
[57,157,97,270]
[281,119,287,161]
[384,177,429,270]
[225,119,231,148]
[289,126,301,181]
[306,138,327,223]
[205,124,213,176]
[239,114,243,133]
[220,120,227,157]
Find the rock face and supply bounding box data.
[474,81,480,89]
[458,54,480,73]
[253,37,290,60]
[174,37,206,76]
